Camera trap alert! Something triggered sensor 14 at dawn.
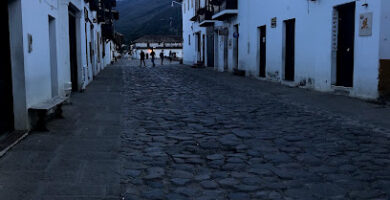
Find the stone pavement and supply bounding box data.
[0,66,123,199]
[0,59,390,200]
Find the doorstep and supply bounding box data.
[281,80,299,87]
[331,85,352,96]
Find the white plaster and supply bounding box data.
[182,0,389,99]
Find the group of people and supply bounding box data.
[139,50,174,67]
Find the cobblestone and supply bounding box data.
[0,60,389,199]
[119,60,390,199]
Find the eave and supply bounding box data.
[212,9,238,20]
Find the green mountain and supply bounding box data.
[115,0,182,43]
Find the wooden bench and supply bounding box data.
[29,96,69,131]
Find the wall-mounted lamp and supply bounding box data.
[171,1,182,7]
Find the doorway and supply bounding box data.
[206,28,214,67]
[68,7,79,92]
[259,25,266,77]
[196,33,201,63]
[233,24,239,70]
[214,32,219,69]
[49,16,58,97]
[202,34,205,64]
[284,19,295,81]
[335,2,355,87]
[223,34,228,71]
[90,24,96,76]
[0,2,14,134]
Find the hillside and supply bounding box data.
[115,0,182,43]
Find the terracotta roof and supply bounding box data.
[133,35,182,43]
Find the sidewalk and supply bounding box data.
[0,64,124,199]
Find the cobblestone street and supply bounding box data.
[1,60,390,200]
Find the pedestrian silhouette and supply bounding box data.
[151,49,156,67]
[169,50,173,64]
[160,50,164,65]
[140,51,146,67]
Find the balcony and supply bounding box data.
[102,23,114,40]
[88,0,99,11]
[211,0,238,21]
[97,9,105,23]
[190,14,198,22]
[198,7,216,27]
[112,10,119,20]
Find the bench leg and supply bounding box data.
[56,104,64,119]
[36,110,49,132]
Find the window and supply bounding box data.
[188,35,191,45]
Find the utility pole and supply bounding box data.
[171,1,183,36]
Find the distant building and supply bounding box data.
[132,35,183,60]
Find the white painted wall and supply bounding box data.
[182,0,388,99]
[182,0,208,66]
[8,0,115,130]
[20,0,58,107]
[380,0,390,60]
[236,0,385,99]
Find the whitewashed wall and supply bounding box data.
[20,0,58,107]
[202,0,388,100]
[8,0,114,130]
[182,0,208,66]
[380,0,390,60]
[235,0,387,99]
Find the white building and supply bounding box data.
[3,0,119,133]
[181,0,214,67]
[181,0,390,100]
[131,35,183,60]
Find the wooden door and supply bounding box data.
[336,2,355,87]
[284,19,295,81]
[259,25,266,77]
[0,1,14,134]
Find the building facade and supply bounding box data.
[181,0,390,100]
[3,0,119,133]
[131,35,183,60]
[181,0,211,67]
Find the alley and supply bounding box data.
[1,60,390,200]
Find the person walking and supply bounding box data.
[160,50,164,65]
[150,49,156,67]
[140,51,146,67]
[169,50,173,64]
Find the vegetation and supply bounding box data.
[115,0,182,43]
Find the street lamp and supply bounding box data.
[171,1,182,7]
[170,1,183,35]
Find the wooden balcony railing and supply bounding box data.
[211,0,237,14]
[198,8,214,23]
